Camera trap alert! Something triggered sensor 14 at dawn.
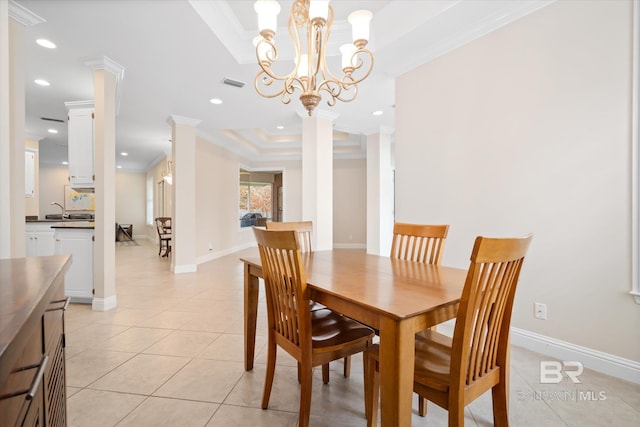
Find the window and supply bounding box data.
[239,168,275,228]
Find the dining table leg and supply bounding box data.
[379,316,415,427]
[244,262,259,371]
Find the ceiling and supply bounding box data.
[12,0,553,172]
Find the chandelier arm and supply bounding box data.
[255,70,306,100]
[319,48,374,90]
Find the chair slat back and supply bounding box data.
[253,228,310,349]
[390,223,449,264]
[266,221,313,253]
[452,235,532,388]
[155,217,171,236]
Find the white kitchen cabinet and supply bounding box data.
[25,222,56,257]
[55,227,94,302]
[66,103,95,188]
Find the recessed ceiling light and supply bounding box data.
[372,110,384,116]
[62,161,68,165]
[36,39,56,49]
[276,125,284,130]
[210,98,223,105]
[34,79,50,86]
[121,152,128,156]
[47,129,58,134]
[117,165,122,169]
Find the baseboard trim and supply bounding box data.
[92,295,117,311]
[333,243,367,250]
[196,241,256,265]
[173,264,197,274]
[511,327,640,385]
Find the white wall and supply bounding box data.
[395,0,638,362]
[115,171,146,239]
[334,158,366,247]
[39,166,68,217]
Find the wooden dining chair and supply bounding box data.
[253,228,375,427]
[366,234,533,427]
[154,217,171,257]
[390,222,450,414]
[265,220,352,380]
[265,221,313,253]
[390,222,449,264]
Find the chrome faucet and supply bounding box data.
[50,202,67,219]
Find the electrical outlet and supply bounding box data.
[534,302,547,320]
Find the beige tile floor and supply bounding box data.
[64,240,640,426]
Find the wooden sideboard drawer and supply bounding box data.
[0,326,45,427]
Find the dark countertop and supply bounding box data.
[26,218,92,222]
[51,221,95,229]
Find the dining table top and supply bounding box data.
[240,248,467,323]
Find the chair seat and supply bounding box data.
[414,330,453,393]
[309,300,326,311]
[311,309,374,351]
[368,330,453,393]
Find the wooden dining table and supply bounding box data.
[241,248,467,426]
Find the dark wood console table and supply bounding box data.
[0,255,71,426]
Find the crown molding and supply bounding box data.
[84,56,125,115]
[8,0,45,26]
[167,115,202,127]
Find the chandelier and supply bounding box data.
[253,0,373,116]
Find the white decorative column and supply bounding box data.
[0,1,9,258]
[87,56,124,311]
[366,128,394,256]
[0,2,43,258]
[302,111,335,251]
[168,115,199,273]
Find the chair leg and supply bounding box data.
[343,356,351,378]
[261,340,277,409]
[418,395,427,416]
[365,356,379,427]
[492,382,509,427]
[299,365,313,427]
[322,363,330,384]
[447,395,465,427]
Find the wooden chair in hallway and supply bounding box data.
[366,234,533,427]
[390,222,450,414]
[265,220,352,379]
[253,228,375,427]
[154,217,172,257]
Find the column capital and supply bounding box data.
[84,56,125,78]
[364,125,395,137]
[167,115,202,127]
[84,56,125,115]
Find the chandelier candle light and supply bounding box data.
[253,0,373,116]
